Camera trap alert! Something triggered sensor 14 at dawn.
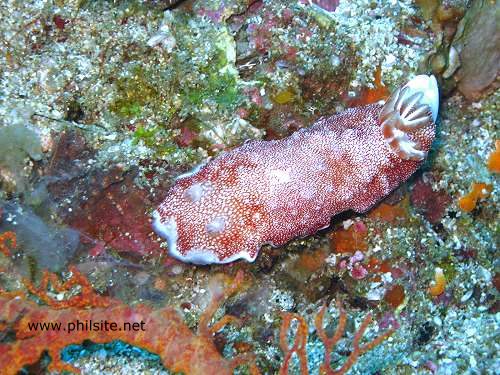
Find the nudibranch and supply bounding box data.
[153,75,439,264]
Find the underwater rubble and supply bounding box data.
[0,0,498,374]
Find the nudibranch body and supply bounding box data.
[153,75,439,264]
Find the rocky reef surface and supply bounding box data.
[0,0,498,374]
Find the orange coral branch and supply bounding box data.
[315,300,396,375]
[279,312,309,375]
[0,231,16,256]
[196,270,261,374]
[278,299,396,375]
[210,314,242,333]
[22,265,112,309]
[315,301,347,374]
[0,269,259,375]
[228,352,261,375]
[0,296,231,374]
[198,270,245,337]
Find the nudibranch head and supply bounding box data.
[153,75,439,265]
[380,75,439,161]
[404,75,439,122]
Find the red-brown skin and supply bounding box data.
[153,92,436,264]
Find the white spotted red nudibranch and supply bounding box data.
[153,75,439,264]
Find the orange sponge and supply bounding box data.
[487,140,500,173]
[429,267,446,296]
[458,182,492,212]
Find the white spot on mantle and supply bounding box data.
[184,183,203,202]
[268,169,291,184]
[206,216,226,235]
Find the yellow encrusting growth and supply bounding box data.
[273,90,295,104]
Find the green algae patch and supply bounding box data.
[182,71,241,109]
[132,125,158,147]
[132,125,184,159]
[109,66,160,119]
[437,258,458,283]
[170,14,243,118]
[106,11,246,156]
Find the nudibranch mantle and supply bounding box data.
[153,75,439,264]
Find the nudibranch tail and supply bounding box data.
[380,75,439,161]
